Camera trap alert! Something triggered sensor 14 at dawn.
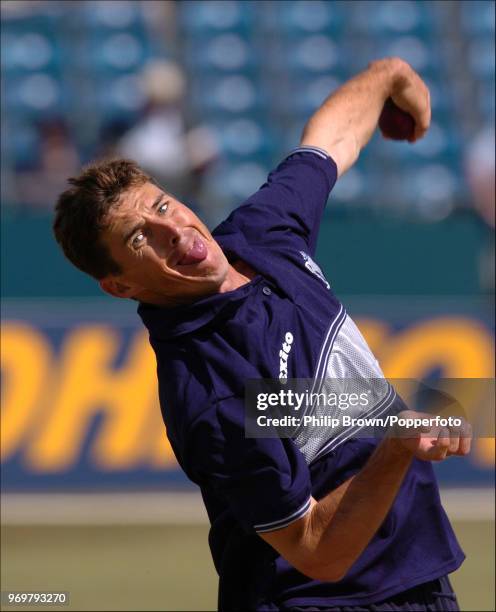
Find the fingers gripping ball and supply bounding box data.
[379,97,416,141]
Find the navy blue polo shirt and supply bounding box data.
[138,148,464,611]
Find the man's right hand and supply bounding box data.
[300,56,431,177]
[371,57,431,143]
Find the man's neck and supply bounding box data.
[219,260,258,293]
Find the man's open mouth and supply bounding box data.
[176,236,208,266]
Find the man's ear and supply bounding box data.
[99,277,137,299]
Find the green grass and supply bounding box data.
[450,521,495,612]
[1,521,494,611]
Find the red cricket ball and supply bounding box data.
[379,97,416,141]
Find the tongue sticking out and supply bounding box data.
[177,237,208,265]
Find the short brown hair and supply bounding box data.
[53,159,151,279]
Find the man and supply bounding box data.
[54,58,470,611]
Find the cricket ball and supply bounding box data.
[379,97,416,141]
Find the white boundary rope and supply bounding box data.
[1,488,494,525]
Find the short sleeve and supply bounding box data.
[218,147,338,256]
[186,397,312,534]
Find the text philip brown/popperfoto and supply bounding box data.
[254,389,462,430]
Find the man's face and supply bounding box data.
[100,181,230,305]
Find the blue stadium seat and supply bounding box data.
[407,163,462,220]
[188,74,268,118]
[274,34,342,75]
[4,72,66,119]
[260,0,345,36]
[206,159,270,202]
[351,0,434,36]
[1,31,60,74]
[95,74,145,121]
[468,36,495,79]
[212,118,277,165]
[182,33,260,75]
[178,1,255,35]
[377,36,442,77]
[358,152,464,220]
[460,1,495,35]
[80,0,144,31]
[72,32,149,73]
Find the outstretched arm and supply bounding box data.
[300,57,431,177]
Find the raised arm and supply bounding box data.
[300,57,431,177]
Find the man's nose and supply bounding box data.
[150,217,182,248]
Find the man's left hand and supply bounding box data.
[392,409,472,461]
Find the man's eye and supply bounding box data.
[132,232,145,248]
[158,202,168,215]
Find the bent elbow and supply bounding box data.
[312,568,349,583]
[298,560,350,583]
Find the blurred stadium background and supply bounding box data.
[1,1,494,610]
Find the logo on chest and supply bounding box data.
[299,251,330,289]
[279,331,294,384]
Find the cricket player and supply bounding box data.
[54,58,471,611]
